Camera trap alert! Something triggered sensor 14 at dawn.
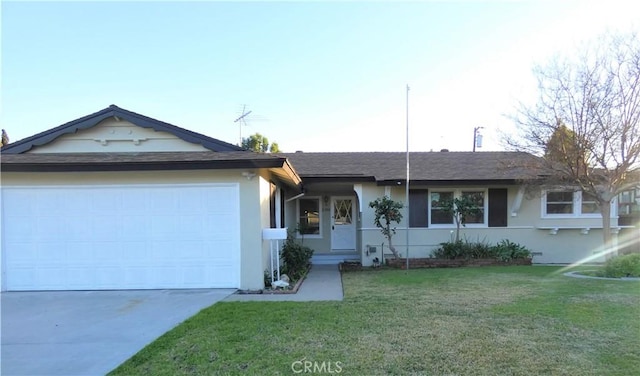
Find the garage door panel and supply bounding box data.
[120,216,150,240]
[121,242,149,261]
[3,184,240,291]
[120,189,150,212]
[92,216,120,241]
[3,220,34,243]
[5,242,36,265]
[36,216,65,241]
[66,242,94,263]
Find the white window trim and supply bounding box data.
[296,196,322,239]
[541,189,616,218]
[428,188,489,228]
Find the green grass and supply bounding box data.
[110,266,640,375]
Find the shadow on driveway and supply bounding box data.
[1,289,234,375]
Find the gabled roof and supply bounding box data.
[280,151,542,184]
[0,105,243,154]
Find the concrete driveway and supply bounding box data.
[1,289,234,376]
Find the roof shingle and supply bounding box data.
[280,151,541,182]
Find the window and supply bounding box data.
[430,191,454,224]
[426,189,489,226]
[546,191,574,214]
[543,190,602,216]
[461,191,485,224]
[581,192,599,214]
[298,198,321,235]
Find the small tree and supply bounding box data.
[440,196,482,242]
[369,196,403,258]
[1,129,9,147]
[241,133,280,153]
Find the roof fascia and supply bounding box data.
[1,105,243,154]
[0,159,285,173]
[298,176,376,184]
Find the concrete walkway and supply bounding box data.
[224,264,344,302]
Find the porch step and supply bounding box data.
[311,253,359,265]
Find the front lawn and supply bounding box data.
[110,266,640,375]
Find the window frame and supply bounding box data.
[541,189,603,218]
[427,188,489,228]
[429,190,455,226]
[296,196,322,238]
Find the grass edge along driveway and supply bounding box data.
[110,266,640,375]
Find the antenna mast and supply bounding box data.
[234,105,252,146]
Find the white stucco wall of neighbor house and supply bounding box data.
[1,170,268,290]
[28,118,210,153]
[358,184,617,266]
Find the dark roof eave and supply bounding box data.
[376,179,521,186]
[0,159,286,172]
[298,176,376,183]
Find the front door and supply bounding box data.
[331,196,356,251]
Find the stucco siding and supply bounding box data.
[28,118,209,153]
[356,183,617,266]
[259,175,273,282]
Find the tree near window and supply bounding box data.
[440,195,482,242]
[369,196,404,259]
[241,133,280,153]
[506,30,640,258]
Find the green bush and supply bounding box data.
[492,239,532,262]
[433,239,531,261]
[433,240,495,259]
[280,233,314,281]
[601,253,640,278]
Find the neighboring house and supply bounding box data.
[618,187,640,253]
[0,106,634,292]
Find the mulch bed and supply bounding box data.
[235,270,309,295]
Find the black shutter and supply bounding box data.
[488,188,508,227]
[409,189,428,228]
[280,192,285,229]
[269,182,277,228]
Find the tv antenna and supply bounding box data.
[234,104,252,146]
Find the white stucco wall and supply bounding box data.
[28,118,209,153]
[355,184,619,266]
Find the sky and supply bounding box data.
[1,0,639,153]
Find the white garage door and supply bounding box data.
[2,184,240,291]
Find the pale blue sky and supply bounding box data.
[2,1,638,152]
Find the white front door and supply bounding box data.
[331,197,356,251]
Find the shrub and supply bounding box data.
[433,240,494,259]
[280,233,314,281]
[433,239,531,261]
[601,253,640,278]
[433,241,458,259]
[492,239,532,262]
